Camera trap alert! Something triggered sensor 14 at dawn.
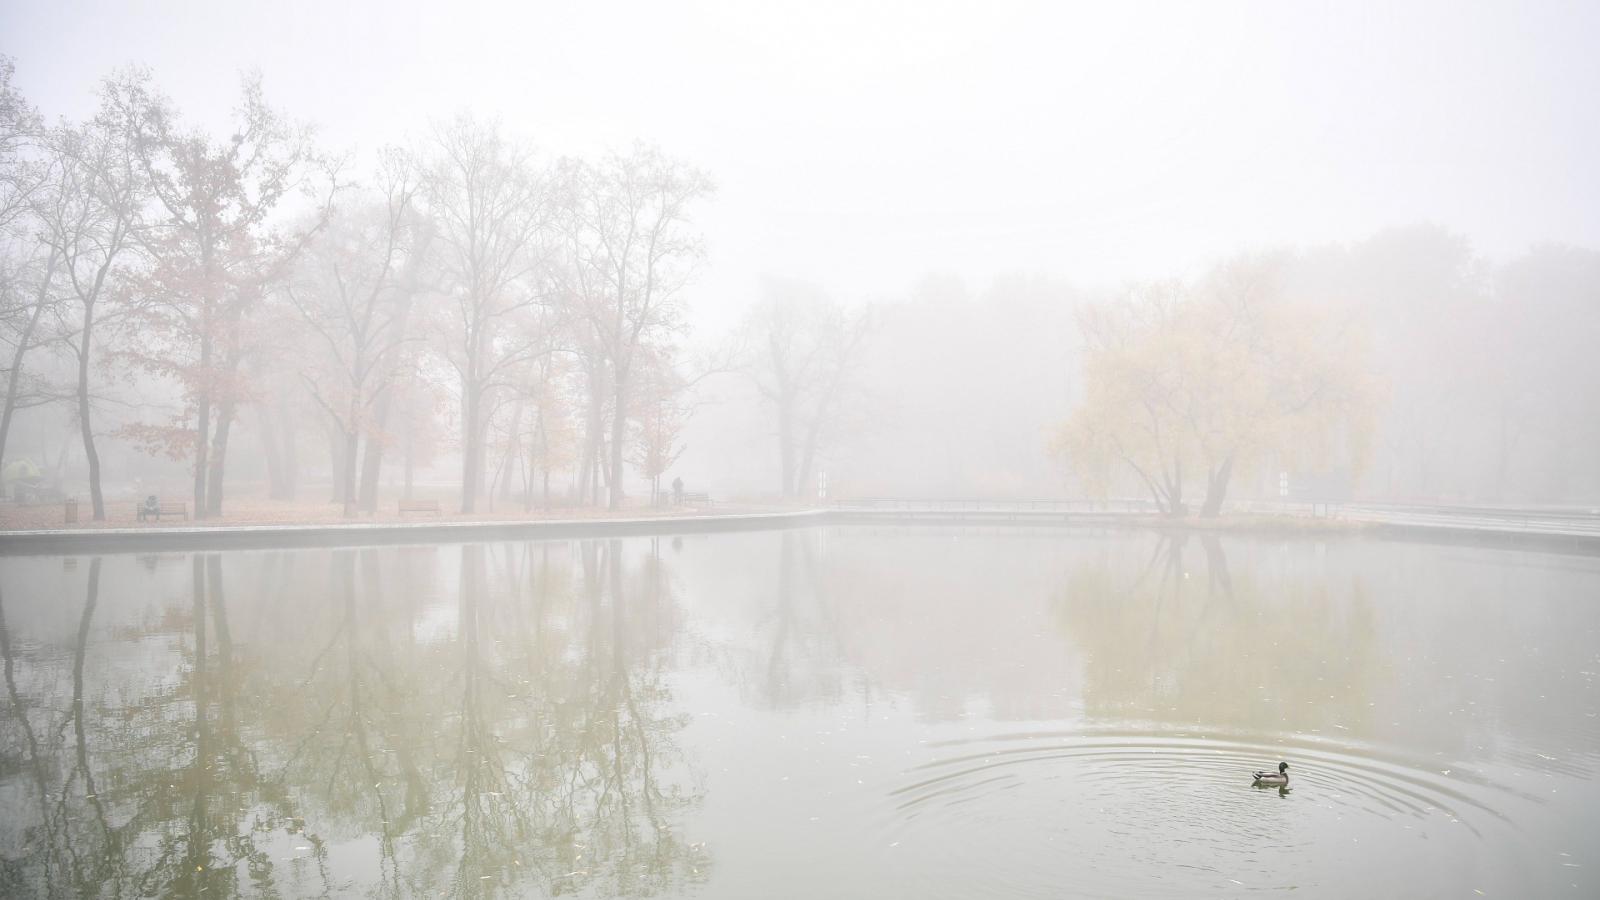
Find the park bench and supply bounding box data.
[398,498,442,516]
[138,501,188,522]
[679,491,711,505]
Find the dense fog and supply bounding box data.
[4,6,1600,897]
[2,1,1597,521]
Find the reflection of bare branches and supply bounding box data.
[67,558,121,889]
[750,530,846,710]
[1,579,66,896]
[3,552,327,898]
[1201,534,1233,601]
[1,540,709,898]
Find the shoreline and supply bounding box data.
[3,506,1597,555]
[0,509,830,555]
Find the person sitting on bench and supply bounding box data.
[137,495,160,522]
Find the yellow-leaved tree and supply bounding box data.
[1054,255,1381,517]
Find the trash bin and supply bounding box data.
[64,497,78,524]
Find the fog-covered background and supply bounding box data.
[2,0,1597,518]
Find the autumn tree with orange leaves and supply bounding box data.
[118,72,337,518]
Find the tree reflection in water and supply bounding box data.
[1052,534,1384,737]
[0,539,707,899]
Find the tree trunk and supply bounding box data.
[607,368,630,511]
[284,404,297,501]
[796,403,829,502]
[403,409,415,501]
[75,301,105,520]
[778,394,796,498]
[497,398,524,503]
[328,417,347,504]
[531,409,550,509]
[194,367,211,521]
[576,446,591,505]
[193,250,216,519]
[278,392,298,500]
[358,387,394,514]
[257,404,286,500]
[206,391,237,517]
[1167,455,1186,517]
[1134,473,1168,517]
[582,370,603,506]
[1199,453,1235,518]
[341,427,359,517]
[460,380,479,514]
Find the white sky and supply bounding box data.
[4,0,1597,327]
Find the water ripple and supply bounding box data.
[878,726,1543,898]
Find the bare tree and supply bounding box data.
[418,115,550,514]
[744,279,872,499]
[0,57,53,492]
[554,145,712,509]
[31,75,150,519]
[285,152,422,516]
[0,56,47,233]
[0,249,61,492]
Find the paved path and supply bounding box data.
[0,509,830,555]
[1337,502,1600,541]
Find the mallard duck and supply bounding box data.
[1253,762,1289,786]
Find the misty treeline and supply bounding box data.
[3,60,1599,521]
[0,61,739,520]
[725,227,1600,512]
[1053,231,1600,514]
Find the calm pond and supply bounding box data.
[1,527,1596,898]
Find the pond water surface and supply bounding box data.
[1,527,1597,898]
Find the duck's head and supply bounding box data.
[1278,762,1289,774]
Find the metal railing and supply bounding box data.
[832,497,1600,539]
[831,497,1159,515]
[1223,499,1600,539]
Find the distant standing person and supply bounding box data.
[672,476,684,506]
